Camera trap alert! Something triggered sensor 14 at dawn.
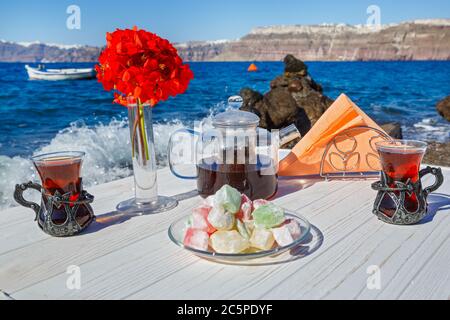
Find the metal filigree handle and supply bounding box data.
[420,166,444,196]
[14,181,42,220]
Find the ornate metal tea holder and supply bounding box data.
[371,167,444,225]
[14,181,95,237]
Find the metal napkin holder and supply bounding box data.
[319,126,391,180]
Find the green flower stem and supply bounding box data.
[137,99,150,161]
[131,100,150,164]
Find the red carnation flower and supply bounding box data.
[96,27,194,107]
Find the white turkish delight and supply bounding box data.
[283,219,301,239]
[207,206,235,231]
[236,219,251,240]
[271,225,294,247]
[250,227,275,250]
[210,230,250,254]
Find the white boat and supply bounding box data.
[25,64,96,80]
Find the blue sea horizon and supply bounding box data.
[0,60,449,209]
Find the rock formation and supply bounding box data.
[436,95,450,122]
[2,20,449,63]
[379,122,403,139]
[239,55,334,141]
[0,41,102,63]
[423,141,450,167]
[176,20,450,62]
[239,54,403,145]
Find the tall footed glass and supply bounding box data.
[116,101,178,214]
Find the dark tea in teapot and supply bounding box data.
[197,154,277,200]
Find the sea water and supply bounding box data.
[0,61,449,209]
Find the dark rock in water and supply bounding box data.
[380,122,403,139]
[284,54,307,75]
[290,86,334,125]
[239,87,311,137]
[264,88,312,136]
[240,88,263,108]
[240,54,333,136]
[270,76,289,89]
[436,95,450,122]
[288,79,303,93]
[423,141,450,167]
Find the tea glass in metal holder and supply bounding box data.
[14,151,95,237]
[371,140,444,225]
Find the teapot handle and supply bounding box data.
[168,128,199,180]
[419,166,444,196]
[14,181,42,220]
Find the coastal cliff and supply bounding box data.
[0,19,449,62]
[177,19,450,61]
[0,41,101,63]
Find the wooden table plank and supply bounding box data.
[1,167,449,300]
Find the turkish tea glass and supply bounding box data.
[14,151,95,236]
[372,140,443,225]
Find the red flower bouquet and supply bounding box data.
[96,27,193,214]
[96,26,193,106]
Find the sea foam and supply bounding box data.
[409,117,450,142]
[0,119,185,210]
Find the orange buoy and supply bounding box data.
[247,63,258,72]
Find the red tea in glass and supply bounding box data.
[34,155,82,196]
[376,140,427,217]
[32,151,91,227]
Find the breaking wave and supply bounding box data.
[0,119,186,210]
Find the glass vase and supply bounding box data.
[116,102,178,214]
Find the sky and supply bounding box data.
[0,0,449,46]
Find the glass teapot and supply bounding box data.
[168,97,300,200]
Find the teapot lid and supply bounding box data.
[212,110,260,128]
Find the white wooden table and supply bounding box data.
[1,167,449,300]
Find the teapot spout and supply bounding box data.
[279,124,301,147]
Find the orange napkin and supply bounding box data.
[279,94,389,177]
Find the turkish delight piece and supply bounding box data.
[192,205,216,234]
[250,227,275,250]
[252,199,269,210]
[202,195,215,207]
[236,219,251,240]
[214,185,242,214]
[236,194,253,221]
[283,219,301,240]
[210,230,250,254]
[207,206,235,231]
[253,199,269,209]
[252,203,285,229]
[272,225,294,247]
[245,220,255,234]
[183,228,209,251]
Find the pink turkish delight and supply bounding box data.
[183,228,209,251]
[236,194,253,221]
[192,205,216,234]
[252,199,269,210]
